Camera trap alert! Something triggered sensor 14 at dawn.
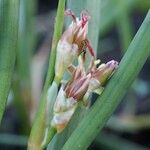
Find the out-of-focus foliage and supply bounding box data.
[0,0,150,150]
[0,0,19,123]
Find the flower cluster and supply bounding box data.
[51,10,118,133]
[55,9,95,80]
[51,59,118,132]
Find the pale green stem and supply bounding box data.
[117,10,133,52]
[28,0,66,149]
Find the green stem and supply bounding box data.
[42,127,56,149]
[44,0,66,90]
[117,10,133,52]
[41,80,59,148]
[0,0,19,123]
[13,0,36,135]
[62,10,150,150]
[28,0,66,149]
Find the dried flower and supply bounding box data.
[92,60,118,85]
[55,9,95,79]
[51,60,118,132]
[83,60,118,105]
[65,67,91,100]
[51,87,77,133]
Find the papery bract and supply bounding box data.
[55,9,94,79]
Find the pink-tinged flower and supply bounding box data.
[83,60,118,105]
[91,60,118,86]
[51,67,91,133]
[65,68,91,100]
[51,60,118,133]
[49,5,120,134]
[63,9,90,54]
[55,9,95,79]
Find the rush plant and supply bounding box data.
[28,0,150,149]
[0,0,150,150]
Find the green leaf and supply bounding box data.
[0,0,19,123]
[117,11,133,52]
[12,0,37,135]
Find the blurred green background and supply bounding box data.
[0,0,150,150]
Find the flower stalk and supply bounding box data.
[28,0,66,149]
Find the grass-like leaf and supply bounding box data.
[0,0,19,123]
[12,0,36,135]
[117,11,133,52]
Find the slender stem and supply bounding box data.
[44,0,66,90]
[62,10,150,150]
[41,127,56,149]
[0,0,19,123]
[41,80,59,148]
[28,0,66,149]
[117,10,133,52]
[13,0,36,135]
